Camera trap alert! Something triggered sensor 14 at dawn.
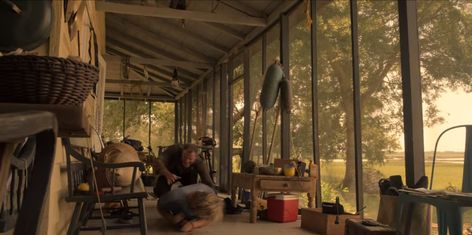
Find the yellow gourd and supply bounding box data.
[77,183,90,192]
[283,166,296,177]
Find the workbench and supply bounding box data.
[231,173,316,223]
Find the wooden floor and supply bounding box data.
[82,198,315,235]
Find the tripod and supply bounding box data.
[199,145,217,184]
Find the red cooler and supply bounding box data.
[267,195,299,222]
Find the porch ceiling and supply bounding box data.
[99,0,297,101]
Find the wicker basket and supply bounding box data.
[0,55,99,105]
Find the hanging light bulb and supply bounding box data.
[171,68,180,88]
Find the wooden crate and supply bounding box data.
[301,208,359,235]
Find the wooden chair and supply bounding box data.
[0,137,36,232]
[428,125,472,235]
[62,138,148,235]
[0,111,57,235]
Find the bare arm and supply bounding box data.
[157,155,180,184]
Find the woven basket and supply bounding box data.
[0,55,99,105]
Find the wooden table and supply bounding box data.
[231,173,317,223]
[396,189,472,235]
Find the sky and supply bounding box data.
[421,89,472,152]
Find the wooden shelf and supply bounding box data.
[0,103,91,137]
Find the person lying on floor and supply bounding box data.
[157,183,223,232]
[153,144,215,197]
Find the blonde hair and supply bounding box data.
[187,192,223,222]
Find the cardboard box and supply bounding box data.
[267,195,298,222]
[301,208,359,235]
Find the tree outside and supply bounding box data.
[232,66,244,173]
[246,0,472,218]
[150,102,175,151]
[286,0,471,219]
[102,99,124,142]
[102,99,175,155]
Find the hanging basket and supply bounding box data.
[0,55,99,105]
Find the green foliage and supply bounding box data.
[321,180,341,202]
[292,180,351,210]
[314,0,472,189]
[150,102,175,148]
[241,1,471,191]
[232,79,245,148]
[124,100,152,146]
[232,155,241,173]
[102,100,124,141]
[289,8,314,161]
[102,100,175,154]
[324,157,468,216]
[248,44,264,162]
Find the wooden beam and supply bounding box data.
[201,22,244,41]
[281,13,290,160]
[220,0,265,18]
[127,68,180,96]
[106,72,177,97]
[106,32,202,78]
[310,0,321,208]
[129,57,212,69]
[106,43,197,85]
[106,75,181,97]
[175,69,213,100]
[106,49,173,82]
[107,53,176,84]
[107,49,197,97]
[123,16,230,55]
[398,0,425,187]
[96,1,267,27]
[242,47,251,164]
[105,92,174,102]
[106,79,172,87]
[108,16,213,64]
[107,49,191,95]
[175,0,302,99]
[350,0,364,213]
[129,64,174,86]
[264,0,283,15]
